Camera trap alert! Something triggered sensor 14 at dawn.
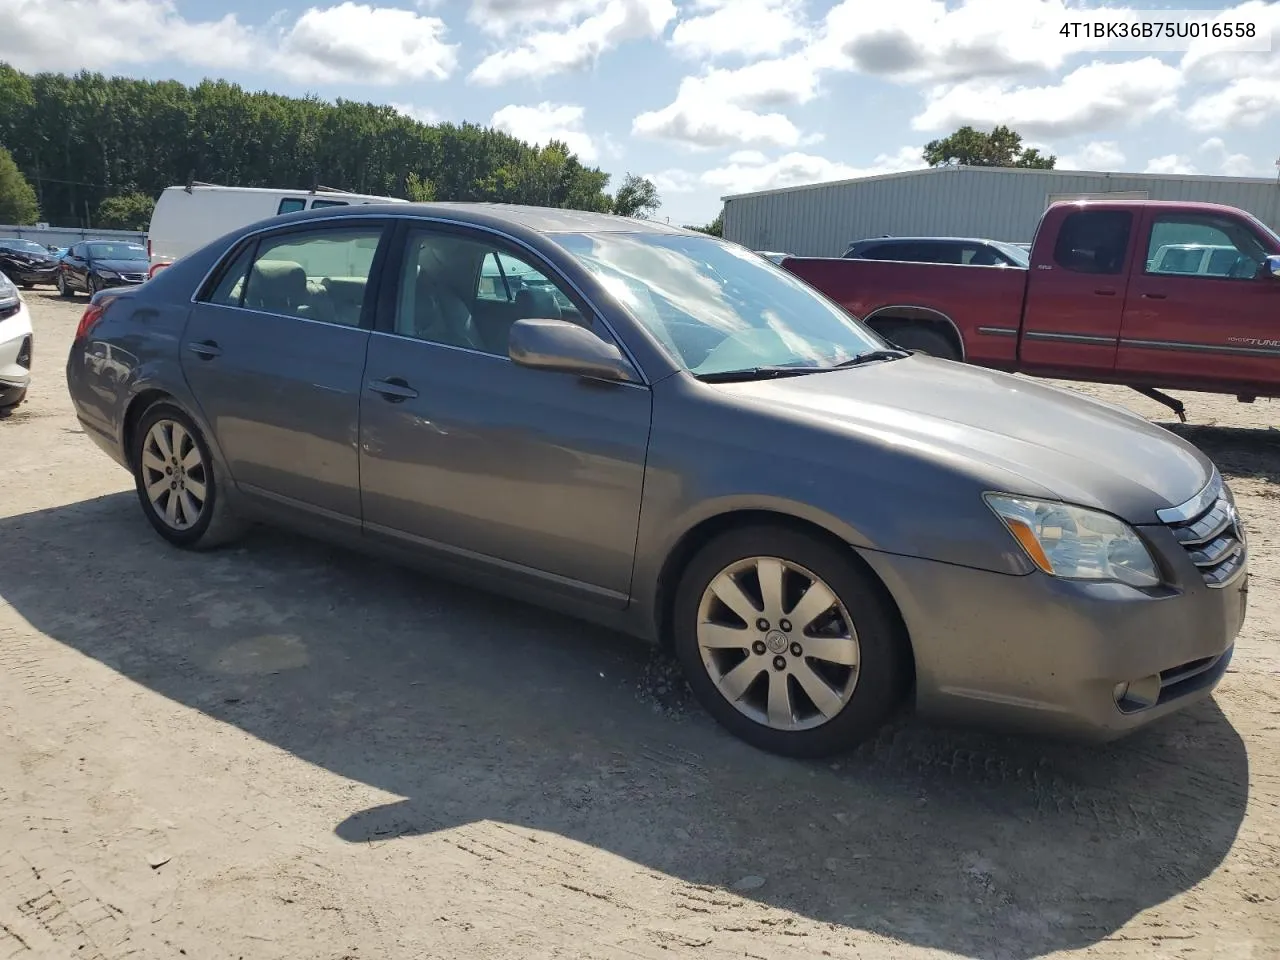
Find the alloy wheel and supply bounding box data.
[140,419,209,530]
[696,556,860,731]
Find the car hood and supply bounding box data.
[3,251,57,265]
[720,356,1213,524]
[94,259,149,273]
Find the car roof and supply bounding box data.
[277,201,695,238]
[849,236,996,245]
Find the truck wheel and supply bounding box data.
[890,326,961,361]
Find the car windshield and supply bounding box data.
[990,240,1030,266]
[2,238,49,254]
[554,232,886,377]
[1249,214,1280,249]
[88,242,147,260]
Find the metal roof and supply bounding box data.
[721,164,1280,202]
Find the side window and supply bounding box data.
[1145,216,1265,280]
[860,243,904,261]
[206,227,382,326]
[277,198,307,215]
[394,231,586,355]
[309,199,350,209]
[205,243,255,307]
[1053,210,1133,275]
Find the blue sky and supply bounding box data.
[2,0,1278,225]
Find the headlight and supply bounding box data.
[96,268,119,279]
[0,273,18,308]
[985,494,1160,587]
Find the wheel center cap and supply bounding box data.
[764,629,789,654]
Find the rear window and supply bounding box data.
[277,198,307,215]
[1053,211,1133,275]
[310,200,350,209]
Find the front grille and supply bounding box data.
[1161,477,1245,588]
[120,273,146,282]
[16,335,32,369]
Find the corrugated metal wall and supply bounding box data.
[723,167,1280,257]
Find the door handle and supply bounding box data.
[187,340,222,359]
[1094,288,1117,296]
[368,377,419,402]
[1141,292,1167,300]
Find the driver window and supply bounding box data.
[1146,216,1265,279]
[394,231,588,356]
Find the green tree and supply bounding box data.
[923,125,1055,169]
[96,191,154,229]
[0,145,39,224]
[612,173,660,218]
[685,210,723,237]
[0,65,617,227]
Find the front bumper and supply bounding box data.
[0,298,34,406]
[98,274,146,289]
[7,264,59,284]
[859,494,1247,741]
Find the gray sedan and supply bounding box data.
[64,203,1248,757]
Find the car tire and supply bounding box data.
[87,275,100,297]
[132,402,247,550]
[672,524,911,758]
[0,387,27,413]
[888,326,960,361]
[18,281,33,289]
[57,272,73,298]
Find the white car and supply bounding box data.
[146,183,407,279]
[0,271,33,412]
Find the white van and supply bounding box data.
[146,184,406,278]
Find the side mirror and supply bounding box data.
[1267,254,1280,279]
[508,317,637,383]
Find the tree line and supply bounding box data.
[0,63,664,229]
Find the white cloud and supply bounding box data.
[490,102,599,163]
[701,146,925,195]
[278,3,457,84]
[816,0,1098,83]
[912,59,1182,138]
[1058,140,1125,170]
[469,0,676,85]
[670,0,808,60]
[1185,79,1280,131]
[1179,0,1280,83]
[645,169,698,193]
[0,0,458,84]
[1145,154,1197,176]
[391,103,442,125]
[1199,138,1264,177]
[467,0,604,35]
[631,53,821,148]
[0,0,255,72]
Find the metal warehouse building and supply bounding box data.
[722,165,1280,257]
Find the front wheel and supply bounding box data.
[57,272,73,298]
[132,403,246,550]
[672,525,912,758]
[885,325,961,361]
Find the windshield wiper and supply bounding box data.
[694,365,825,383]
[828,348,911,369]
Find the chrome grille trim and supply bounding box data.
[1156,470,1222,524]
[1161,477,1246,589]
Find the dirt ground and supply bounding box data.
[1,291,1277,960]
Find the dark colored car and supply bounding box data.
[843,236,1029,267]
[64,203,1246,757]
[0,237,61,287]
[57,240,149,297]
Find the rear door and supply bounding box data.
[1019,208,1136,372]
[181,219,391,523]
[1117,209,1280,389]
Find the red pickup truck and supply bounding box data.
[781,200,1280,420]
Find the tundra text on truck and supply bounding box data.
[781,200,1280,420]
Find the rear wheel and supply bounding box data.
[672,524,911,758]
[885,325,960,361]
[132,403,246,550]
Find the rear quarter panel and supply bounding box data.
[781,257,1027,366]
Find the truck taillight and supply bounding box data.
[148,261,169,279]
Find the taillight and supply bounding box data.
[74,301,107,342]
[148,261,169,279]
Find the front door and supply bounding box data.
[358,224,652,604]
[1019,208,1137,372]
[180,221,390,522]
[1117,209,1280,390]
